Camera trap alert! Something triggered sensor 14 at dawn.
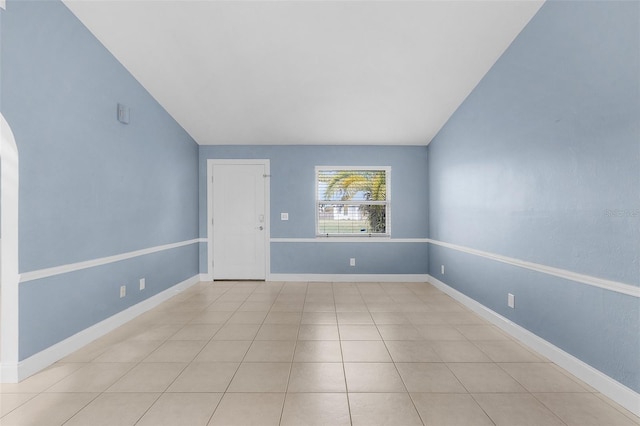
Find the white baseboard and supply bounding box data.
[199,273,213,282]
[1,274,201,383]
[268,273,429,283]
[427,274,640,418]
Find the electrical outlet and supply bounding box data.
[350,258,356,267]
[120,285,126,298]
[508,293,515,308]
[139,278,145,291]
[281,212,289,221]
[441,265,445,274]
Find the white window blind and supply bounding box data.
[316,166,390,236]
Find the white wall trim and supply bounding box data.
[199,273,213,282]
[271,238,428,243]
[0,113,20,374]
[427,274,640,418]
[268,273,428,283]
[0,1,6,10]
[427,239,640,298]
[207,161,214,278]
[1,274,201,383]
[269,237,638,297]
[0,361,17,383]
[19,238,201,283]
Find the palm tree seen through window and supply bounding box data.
[316,167,390,236]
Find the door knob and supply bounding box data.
[258,226,264,230]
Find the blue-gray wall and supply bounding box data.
[428,0,639,392]
[1,0,199,359]
[199,145,429,275]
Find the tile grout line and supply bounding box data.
[196,282,248,426]
[5,280,638,425]
[380,282,427,426]
[335,282,354,426]
[41,281,234,425]
[401,283,433,426]
[138,281,235,426]
[277,281,305,426]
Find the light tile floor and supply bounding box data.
[1,281,638,426]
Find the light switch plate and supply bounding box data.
[281,213,289,221]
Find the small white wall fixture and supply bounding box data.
[0,113,20,382]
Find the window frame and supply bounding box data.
[315,166,391,237]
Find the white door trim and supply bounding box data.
[207,159,270,280]
[1,113,20,382]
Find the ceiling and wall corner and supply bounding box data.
[61,0,544,146]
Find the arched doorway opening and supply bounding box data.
[0,113,19,382]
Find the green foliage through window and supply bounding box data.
[316,167,390,236]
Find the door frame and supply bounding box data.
[207,159,270,281]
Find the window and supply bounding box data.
[316,166,390,236]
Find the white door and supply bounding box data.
[211,161,268,280]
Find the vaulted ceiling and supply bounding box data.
[63,0,544,146]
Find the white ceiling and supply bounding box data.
[63,0,544,146]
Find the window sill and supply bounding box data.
[315,234,391,240]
